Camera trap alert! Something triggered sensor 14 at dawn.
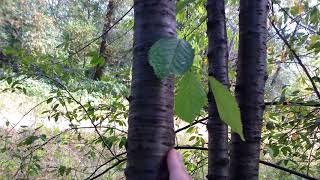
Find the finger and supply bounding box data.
[167,149,192,180]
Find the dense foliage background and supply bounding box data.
[0,0,319,179]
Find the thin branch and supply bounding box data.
[175,146,208,151]
[175,146,318,180]
[85,152,126,179]
[68,6,133,58]
[270,20,320,100]
[307,127,318,176]
[87,158,126,180]
[259,160,318,180]
[184,16,207,39]
[264,101,320,107]
[8,96,60,133]
[175,117,208,134]
[41,74,119,160]
[275,2,320,35]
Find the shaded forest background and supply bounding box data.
[0,0,319,179]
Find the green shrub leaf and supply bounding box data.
[149,37,194,79]
[209,77,245,141]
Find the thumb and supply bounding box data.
[167,149,191,180]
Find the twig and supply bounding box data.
[175,117,208,134]
[85,152,126,179]
[41,74,120,161]
[306,127,318,176]
[275,2,320,35]
[264,101,320,107]
[259,160,318,180]
[8,96,60,133]
[175,146,318,180]
[87,158,126,180]
[68,6,133,58]
[270,20,320,100]
[184,16,207,39]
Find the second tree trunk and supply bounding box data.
[229,0,268,179]
[206,0,230,179]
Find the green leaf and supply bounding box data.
[58,165,66,176]
[53,104,59,111]
[39,134,47,141]
[177,0,194,14]
[149,37,194,79]
[310,7,319,25]
[209,77,245,141]
[47,97,53,104]
[87,51,104,66]
[3,47,16,56]
[119,136,127,149]
[90,55,104,66]
[174,72,207,123]
[6,77,12,85]
[21,135,39,146]
[290,5,300,16]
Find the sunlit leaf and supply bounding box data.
[174,72,207,123]
[209,77,245,141]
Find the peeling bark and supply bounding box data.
[206,0,230,179]
[125,0,176,179]
[229,1,268,179]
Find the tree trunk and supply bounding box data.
[93,0,115,80]
[125,1,176,180]
[206,0,230,180]
[229,1,268,179]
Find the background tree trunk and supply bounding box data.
[93,0,115,80]
[206,0,230,179]
[229,1,268,179]
[125,0,176,179]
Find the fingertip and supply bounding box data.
[167,149,192,180]
[167,149,179,169]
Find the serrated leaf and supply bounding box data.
[209,77,245,141]
[149,37,194,79]
[174,72,207,123]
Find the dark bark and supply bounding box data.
[125,1,176,180]
[229,1,268,180]
[93,0,115,80]
[206,0,229,179]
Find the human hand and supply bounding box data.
[167,149,192,180]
